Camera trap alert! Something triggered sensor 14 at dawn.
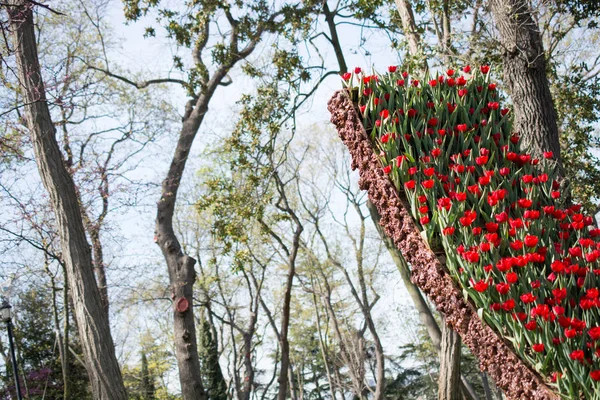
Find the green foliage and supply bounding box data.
[199,320,227,400]
[140,352,157,400]
[552,70,600,214]
[121,0,317,96]
[122,332,175,400]
[196,84,290,259]
[554,0,600,26]
[2,289,90,399]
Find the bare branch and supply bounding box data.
[87,65,187,89]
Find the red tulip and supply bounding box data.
[506,272,518,283]
[588,327,600,340]
[422,180,435,189]
[524,235,539,248]
[496,283,510,295]
[532,343,544,353]
[525,320,537,331]
[472,280,488,292]
[502,299,515,311]
[520,293,537,304]
[565,328,577,338]
[569,350,584,361]
[443,226,455,236]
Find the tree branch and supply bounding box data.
[88,65,187,89]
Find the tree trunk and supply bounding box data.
[7,2,127,399]
[310,282,337,400]
[489,0,563,170]
[62,273,71,400]
[49,263,70,400]
[155,113,207,400]
[394,0,424,60]
[89,227,109,316]
[155,61,234,399]
[440,0,453,63]
[438,321,461,400]
[323,2,347,73]
[276,229,301,400]
[481,372,493,400]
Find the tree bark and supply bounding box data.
[153,10,268,396]
[440,0,453,64]
[276,223,303,400]
[489,0,563,171]
[323,2,347,74]
[89,227,109,316]
[394,0,424,60]
[6,2,127,399]
[155,109,208,400]
[310,279,337,400]
[438,321,461,400]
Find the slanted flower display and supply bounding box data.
[340,66,600,399]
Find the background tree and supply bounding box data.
[115,2,318,397]
[1,0,600,399]
[0,287,90,399]
[4,1,128,398]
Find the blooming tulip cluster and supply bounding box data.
[342,65,600,398]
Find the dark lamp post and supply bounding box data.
[1,300,23,400]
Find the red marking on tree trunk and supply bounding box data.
[175,297,189,313]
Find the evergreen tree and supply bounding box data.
[199,320,227,400]
[0,288,90,399]
[140,352,156,400]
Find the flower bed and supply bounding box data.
[328,66,600,399]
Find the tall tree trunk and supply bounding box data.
[310,280,337,400]
[48,261,71,400]
[394,0,424,61]
[153,17,265,397]
[276,225,303,400]
[155,110,208,400]
[89,227,109,316]
[438,322,461,400]
[489,0,563,170]
[440,0,453,64]
[62,264,71,399]
[354,220,385,400]
[323,2,347,73]
[6,2,127,399]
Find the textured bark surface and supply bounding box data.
[489,0,563,172]
[438,321,461,400]
[276,222,303,400]
[394,0,422,59]
[156,110,208,400]
[7,2,127,399]
[153,12,265,396]
[328,90,559,400]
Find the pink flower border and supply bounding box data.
[328,90,558,400]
